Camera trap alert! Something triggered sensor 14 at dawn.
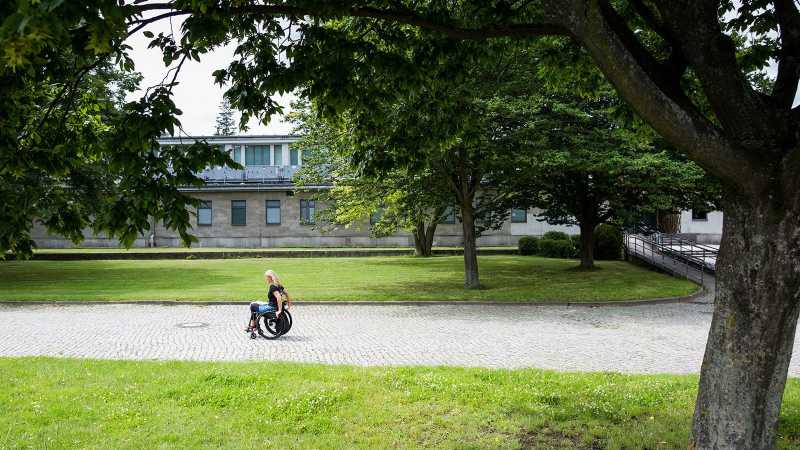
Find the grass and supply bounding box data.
[28,246,514,253]
[0,357,798,449]
[0,255,697,302]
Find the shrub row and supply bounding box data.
[517,224,623,260]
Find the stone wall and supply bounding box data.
[30,190,516,248]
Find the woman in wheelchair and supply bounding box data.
[246,269,291,335]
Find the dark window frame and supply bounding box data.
[300,199,316,225]
[273,144,283,166]
[245,145,270,166]
[198,200,213,226]
[691,210,709,221]
[440,205,456,224]
[265,200,281,225]
[511,207,528,223]
[370,207,384,225]
[231,200,247,226]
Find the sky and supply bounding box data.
[126,17,296,136]
[126,16,798,137]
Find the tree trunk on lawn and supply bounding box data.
[425,221,437,256]
[691,190,800,449]
[412,221,427,256]
[412,220,437,257]
[460,198,479,289]
[579,219,595,269]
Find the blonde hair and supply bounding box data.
[264,270,282,286]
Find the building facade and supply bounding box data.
[30,135,723,248]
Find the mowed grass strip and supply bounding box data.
[0,358,798,449]
[29,246,513,253]
[0,256,697,302]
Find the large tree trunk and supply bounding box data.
[578,219,595,269]
[691,192,800,449]
[412,220,437,257]
[424,222,437,256]
[460,199,479,289]
[412,221,427,257]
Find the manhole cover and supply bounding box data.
[176,322,209,328]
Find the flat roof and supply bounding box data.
[158,134,301,145]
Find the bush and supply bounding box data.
[518,236,540,256]
[543,231,570,241]
[537,238,576,259]
[595,224,623,260]
[570,234,582,258]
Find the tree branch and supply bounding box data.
[773,0,800,109]
[127,11,189,38]
[597,0,689,108]
[131,2,571,40]
[629,0,688,80]
[566,1,760,188]
[127,1,765,189]
[653,2,780,152]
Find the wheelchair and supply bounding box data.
[250,301,293,340]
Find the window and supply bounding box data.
[273,144,283,166]
[692,210,708,221]
[245,145,270,165]
[198,201,212,226]
[266,200,281,225]
[231,200,246,226]
[232,146,242,165]
[511,207,527,223]
[440,206,456,224]
[370,208,384,225]
[300,199,316,224]
[290,148,300,166]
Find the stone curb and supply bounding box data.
[9,248,517,260]
[0,286,707,308]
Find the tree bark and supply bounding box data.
[578,219,595,269]
[691,191,800,449]
[412,221,427,257]
[657,210,681,234]
[460,198,480,289]
[424,222,437,256]
[412,220,437,257]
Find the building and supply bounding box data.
[30,135,723,248]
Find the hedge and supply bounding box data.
[518,236,540,256]
[594,224,623,260]
[542,231,571,241]
[537,238,576,258]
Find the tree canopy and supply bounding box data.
[3,1,800,447]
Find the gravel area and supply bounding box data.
[1,302,797,375]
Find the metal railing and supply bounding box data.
[195,166,300,184]
[623,226,717,286]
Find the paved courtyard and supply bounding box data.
[1,302,798,375]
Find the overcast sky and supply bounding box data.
[127,17,798,137]
[127,17,296,136]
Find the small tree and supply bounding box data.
[290,101,452,256]
[214,99,236,136]
[496,93,717,269]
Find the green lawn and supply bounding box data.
[0,255,697,302]
[1,358,798,449]
[28,246,514,253]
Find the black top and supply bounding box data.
[267,284,284,308]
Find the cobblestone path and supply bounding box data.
[1,303,798,375]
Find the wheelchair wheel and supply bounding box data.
[256,314,283,339]
[281,310,293,334]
